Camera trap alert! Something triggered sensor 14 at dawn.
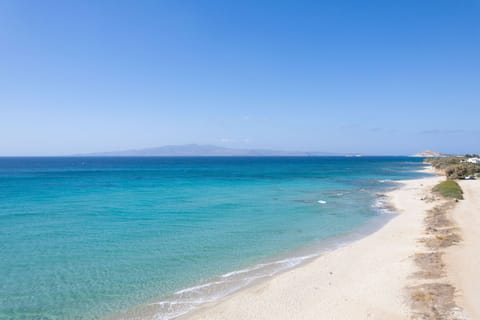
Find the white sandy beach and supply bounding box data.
[182,172,454,320]
[446,179,480,319]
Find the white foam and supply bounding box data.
[379,179,393,183]
[149,253,320,320]
[174,280,227,295]
[220,263,266,278]
[372,197,395,215]
[317,200,327,204]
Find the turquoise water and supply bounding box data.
[0,157,427,319]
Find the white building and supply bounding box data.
[467,158,480,164]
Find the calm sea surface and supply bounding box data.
[0,157,427,319]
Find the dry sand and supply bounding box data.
[446,179,480,319]
[183,173,447,320]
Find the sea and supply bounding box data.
[0,156,428,320]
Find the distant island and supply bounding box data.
[76,144,350,157]
[76,145,457,158]
[411,150,449,158]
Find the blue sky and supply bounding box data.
[0,0,479,155]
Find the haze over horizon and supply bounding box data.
[0,143,461,157]
[1,0,479,156]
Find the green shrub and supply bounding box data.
[425,156,480,179]
[426,157,462,169]
[444,163,480,180]
[433,181,464,200]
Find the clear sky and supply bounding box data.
[1,0,479,156]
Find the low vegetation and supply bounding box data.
[426,156,480,180]
[432,181,464,200]
[427,157,462,170]
[444,163,480,180]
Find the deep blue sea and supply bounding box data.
[0,157,427,319]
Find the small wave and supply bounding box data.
[317,200,327,204]
[220,263,267,278]
[372,197,395,215]
[174,280,227,295]
[378,179,393,183]
[149,253,319,320]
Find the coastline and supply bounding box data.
[110,189,399,320]
[110,168,431,320]
[179,168,445,320]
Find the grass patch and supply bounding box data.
[426,156,480,179]
[433,181,464,200]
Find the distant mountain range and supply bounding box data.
[74,145,451,157]
[78,144,344,157]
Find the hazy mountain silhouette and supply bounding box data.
[79,144,338,156]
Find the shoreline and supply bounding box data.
[111,190,399,320]
[179,168,446,320]
[110,172,429,320]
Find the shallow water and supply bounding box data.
[0,156,427,319]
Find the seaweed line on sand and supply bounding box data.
[407,200,467,320]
